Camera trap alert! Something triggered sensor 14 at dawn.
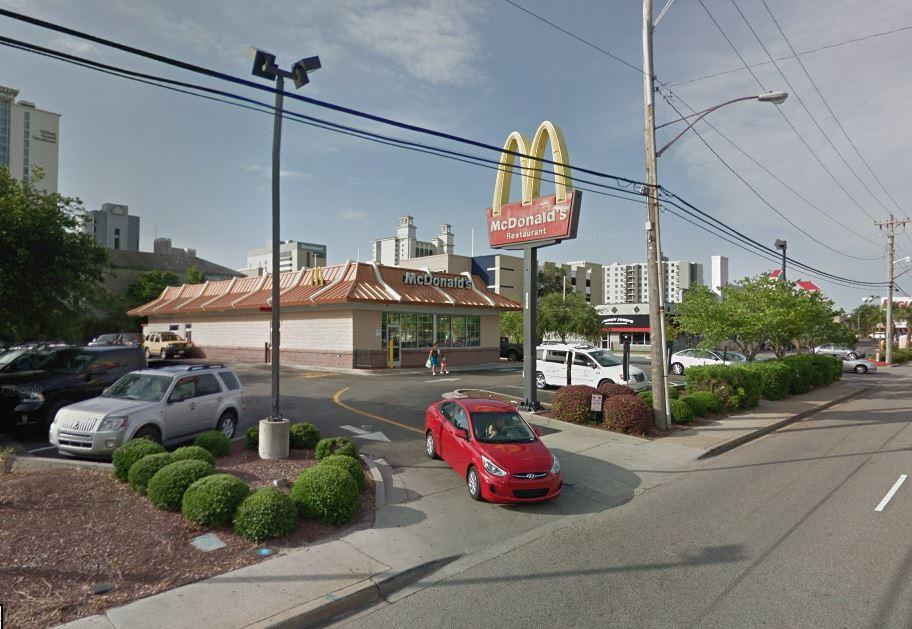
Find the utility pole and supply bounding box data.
[642,0,670,430]
[876,215,911,364]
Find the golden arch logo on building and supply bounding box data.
[486,120,582,249]
[310,266,326,286]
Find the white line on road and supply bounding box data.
[424,377,462,383]
[875,474,907,512]
[27,445,58,453]
[340,425,368,435]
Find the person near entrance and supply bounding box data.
[439,351,449,374]
[427,343,441,375]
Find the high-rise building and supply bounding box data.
[83,203,140,251]
[244,240,327,276]
[603,259,704,304]
[0,85,60,192]
[711,255,729,295]
[371,216,454,266]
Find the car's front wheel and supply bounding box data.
[133,425,162,444]
[854,365,868,374]
[467,465,482,501]
[535,371,547,389]
[159,348,167,359]
[144,348,151,360]
[847,352,858,360]
[425,431,439,459]
[671,362,685,376]
[506,349,519,362]
[216,411,237,439]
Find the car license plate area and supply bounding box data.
[513,488,549,499]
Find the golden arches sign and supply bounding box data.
[487,121,581,249]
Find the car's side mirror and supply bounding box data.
[591,363,598,369]
[168,393,183,404]
[533,427,542,437]
[457,427,469,440]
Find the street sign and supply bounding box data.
[590,394,603,412]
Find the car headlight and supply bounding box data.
[99,415,129,431]
[482,455,507,477]
[24,391,44,402]
[550,454,560,475]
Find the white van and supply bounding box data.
[534,343,650,391]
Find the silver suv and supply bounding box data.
[49,364,244,458]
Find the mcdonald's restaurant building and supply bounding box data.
[128,262,520,369]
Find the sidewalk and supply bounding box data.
[59,377,875,629]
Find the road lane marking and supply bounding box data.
[423,377,462,383]
[332,387,423,435]
[27,445,58,454]
[875,474,907,512]
[340,424,368,435]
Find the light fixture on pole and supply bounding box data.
[774,239,787,281]
[248,47,320,422]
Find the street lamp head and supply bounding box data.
[291,56,321,89]
[249,47,278,79]
[774,239,787,250]
[757,91,788,105]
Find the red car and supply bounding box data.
[424,398,562,503]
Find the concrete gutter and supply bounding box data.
[13,456,113,473]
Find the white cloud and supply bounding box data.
[340,210,371,222]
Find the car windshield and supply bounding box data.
[103,373,171,401]
[94,334,119,343]
[721,352,746,362]
[41,349,95,374]
[160,333,181,341]
[0,349,27,367]
[589,350,622,367]
[472,411,536,443]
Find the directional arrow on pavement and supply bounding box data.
[340,425,391,442]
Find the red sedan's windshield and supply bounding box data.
[472,411,536,443]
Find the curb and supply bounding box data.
[360,454,387,509]
[12,456,113,472]
[697,384,873,460]
[247,555,460,628]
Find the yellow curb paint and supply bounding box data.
[332,387,423,434]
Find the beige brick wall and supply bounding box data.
[352,310,382,350]
[481,313,500,347]
[282,310,353,351]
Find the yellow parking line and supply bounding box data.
[300,372,335,379]
[331,387,423,435]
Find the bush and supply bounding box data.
[670,398,694,424]
[291,465,359,526]
[290,422,321,449]
[245,425,258,451]
[127,452,174,494]
[194,430,230,458]
[688,390,722,413]
[668,385,681,400]
[113,438,166,482]
[315,436,358,461]
[320,454,366,491]
[550,385,599,424]
[638,390,653,408]
[809,354,841,384]
[602,395,652,435]
[147,460,215,510]
[234,487,297,541]
[748,361,792,400]
[595,382,635,401]
[182,473,250,527]
[682,395,707,418]
[780,355,816,394]
[172,445,215,466]
[685,365,762,411]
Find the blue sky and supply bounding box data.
[2,0,910,309]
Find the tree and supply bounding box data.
[126,270,181,307]
[499,311,523,343]
[0,167,107,342]
[537,292,602,343]
[185,266,206,285]
[537,261,566,297]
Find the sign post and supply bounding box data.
[486,121,582,411]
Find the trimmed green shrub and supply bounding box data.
[637,390,653,408]
[245,425,258,451]
[194,430,230,458]
[550,384,599,424]
[682,395,708,418]
[127,452,174,494]
[291,465,359,526]
[172,445,215,466]
[603,395,652,435]
[685,365,762,411]
[147,459,215,510]
[670,398,694,424]
[747,361,792,400]
[668,385,681,400]
[809,354,841,384]
[113,438,166,482]
[182,473,250,527]
[320,454,366,491]
[780,355,816,394]
[595,382,636,401]
[234,487,297,541]
[290,422,321,449]
[315,436,359,461]
[688,390,722,413]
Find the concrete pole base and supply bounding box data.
[258,418,290,460]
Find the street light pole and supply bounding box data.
[775,239,787,281]
[249,48,320,420]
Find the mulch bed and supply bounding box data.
[0,439,374,628]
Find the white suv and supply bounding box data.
[49,364,244,458]
[534,343,650,391]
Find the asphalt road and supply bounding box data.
[339,367,912,628]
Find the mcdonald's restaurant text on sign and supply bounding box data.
[487,190,582,249]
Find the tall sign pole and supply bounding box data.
[522,245,538,408]
[642,0,670,430]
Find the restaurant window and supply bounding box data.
[380,312,482,348]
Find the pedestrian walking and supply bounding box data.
[427,343,440,376]
[440,352,449,374]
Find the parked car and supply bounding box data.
[144,332,194,359]
[842,356,877,374]
[500,337,523,362]
[0,346,146,430]
[668,348,746,375]
[424,398,562,503]
[50,363,243,458]
[88,332,143,347]
[534,343,648,391]
[814,343,864,360]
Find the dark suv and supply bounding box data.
[0,346,147,430]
